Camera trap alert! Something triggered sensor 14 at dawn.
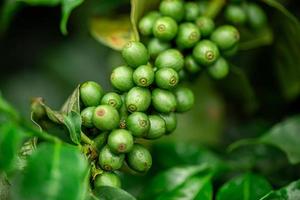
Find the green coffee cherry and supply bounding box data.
[178,69,187,81]
[111,66,134,92]
[159,0,184,22]
[184,55,201,74]
[223,44,238,57]
[193,40,220,66]
[93,105,120,131]
[81,107,95,128]
[225,5,247,25]
[80,81,104,107]
[155,49,184,71]
[108,129,134,154]
[94,132,109,151]
[153,17,178,41]
[122,41,149,68]
[184,2,200,21]
[101,92,122,110]
[133,65,155,87]
[176,23,201,49]
[98,145,125,171]
[94,172,121,188]
[155,68,179,90]
[125,87,151,112]
[174,86,194,112]
[145,115,166,139]
[208,57,230,79]
[138,11,161,36]
[152,88,177,113]
[211,25,240,50]
[159,112,177,134]
[245,3,267,29]
[126,112,150,137]
[195,16,215,37]
[147,38,171,59]
[126,144,152,173]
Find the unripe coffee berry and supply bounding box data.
[184,55,201,74]
[126,112,150,137]
[98,145,125,171]
[155,68,179,90]
[145,115,166,139]
[245,3,267,29]
[126,144,152,173]
[147,38,171,59]
[155,49,184,71]
[122,41,149,68]
[94,132,109,151]
[153,17,178,41]
[125,87,151,112]
[80,81,104,107]
[133,65,154,87]
[208,57,230,79]
[108,129,134,154]
[195,16,215,37]
[174,86,194,112]
[176,23,201,49]
[94,172,121,188]
[210,25,240,50]
[111,66,134,92]
[152,88,177,113]
[80,107,95,128]
[159,0,184,22]
[101,92,122,110]
[193,40,220,66]
[184,2,200,21]
[138,11,161,36]
[93,105,120,131]
[225,5,247,25]
[159,112,177,134]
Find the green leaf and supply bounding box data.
[19,0,60,6]
[60,0,84,35]
[260,115,300,164]
[63,111,82,144]
[157,174,213,200]
[13,142,89,200]
[216,173,272,200]
[90,16,135,51]
[0,0,20,35]
[0,92,20,121]
[61,85,80,113]
[0,123,25,173]
[130,0,160,41]
[260,180,300,200]
[92,186,136,200]
[140,165,209,200]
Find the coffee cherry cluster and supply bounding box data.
[139,0,240,80]
[80,40,194,188]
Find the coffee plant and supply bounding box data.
[1,0,300,199]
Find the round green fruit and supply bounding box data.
[159,112,177,134]
[111,66,134,92]
[122,41,149,68]
[159,0,185,22]
[147,38,171,59]
[133,65,155,87]
[125,87,151,112]
[210,25,240,50]
[176,22,201,49]
[152,88,177,113]
[184,55,201,74]
[174,86,194,112]
[144,115,166,139]
[155,68,179,90]
[94,172,121,188]
[126,144,152,173]
[101,92,122,110]
[80,81,104,107]
[155,49,184,71]
[193,40,220,66]
[93,105,120,131]
[184,2,200,21]
[108,129,134,154]
[138,11,161,36]
[195,16,215,37]
[245,3,267,29]
[81,107,95,128]
[153,17,178,41]
[126,112,150,137]
[208,57,230,79]
[98,145,125,171]
[225,5,247,25]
